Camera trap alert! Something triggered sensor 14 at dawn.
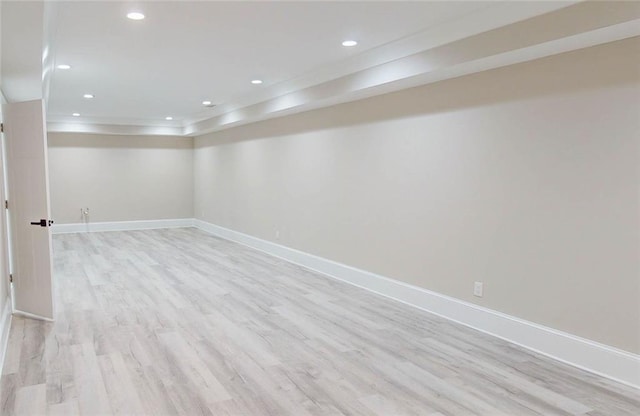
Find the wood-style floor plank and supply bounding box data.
[14,383,46,416]
[0,228,638,415]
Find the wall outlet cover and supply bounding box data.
[474,281,483,297]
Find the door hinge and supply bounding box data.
[9,274,12,283]
[0,123,3,133]
[4,200,7,209]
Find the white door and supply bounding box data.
[2,99,54,320]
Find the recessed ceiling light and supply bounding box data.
[72,113,80,117]
[126,11,145,20]
[83,94,94,99]
[57,64,71,70]
[342,40,358,47]
[202,100,212,106]
[165,116,173,120]
[251,79,263,85]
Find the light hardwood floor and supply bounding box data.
[1,228,638,415]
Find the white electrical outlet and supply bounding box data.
[275,230,280,239]
[473,281,483,297]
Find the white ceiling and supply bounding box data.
[47,1,492,125]
[2,1,640,136]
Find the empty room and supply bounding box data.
[0,1,639,415]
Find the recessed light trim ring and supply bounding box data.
[127,11,145,20]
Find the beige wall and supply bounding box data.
[194,38,640,354]
[48,133,193,224]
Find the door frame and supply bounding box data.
[0,93,13,314]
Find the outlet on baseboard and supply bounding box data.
[473,281,484,297]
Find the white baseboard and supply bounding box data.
[12,309,55,322]
[0,298,12,376]
[193,219,640,389]
[51,218,195,234]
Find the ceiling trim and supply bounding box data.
[46,121,184,137]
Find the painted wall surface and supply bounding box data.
[48,133,193,224]
[194,38,640,354]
